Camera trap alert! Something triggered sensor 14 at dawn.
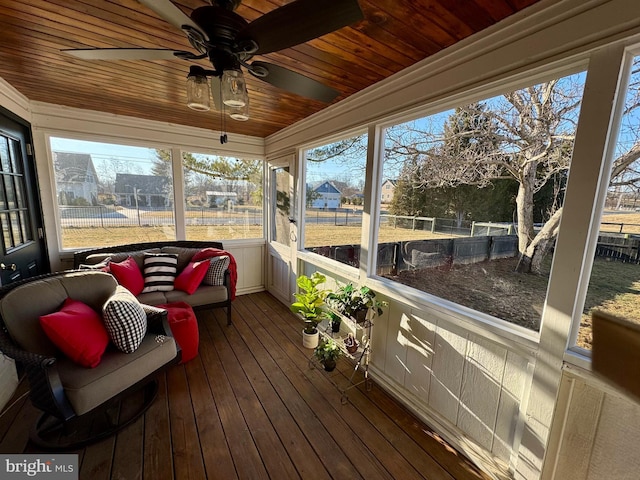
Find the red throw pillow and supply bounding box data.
[157,302,199,364]
[174,260,210,295]
[40,298,109,368]
[109,256,144,296]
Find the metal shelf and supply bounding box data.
[309,309,374,404]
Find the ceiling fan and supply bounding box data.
[63,0,364,126]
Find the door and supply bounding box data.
[266,156,297,304]
[0,108,48,285]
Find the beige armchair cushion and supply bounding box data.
[0,271,117,356]
[57,334,177,415]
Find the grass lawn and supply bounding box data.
[388,255,640,350]
[61,224,457,249]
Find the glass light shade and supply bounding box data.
[229,98,249,121]
[186,75,211,111]
[222,70,247,107]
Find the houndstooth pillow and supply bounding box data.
[142,253,178,293]
[102,286,147,353]
[203,256,230,286]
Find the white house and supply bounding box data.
[380,179,397,204]
[53,152,98,206]
[206,190,238,208]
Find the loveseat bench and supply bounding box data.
[73,240,234,325]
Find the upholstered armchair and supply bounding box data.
[0,270,180,450]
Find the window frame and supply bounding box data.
[297,127,369,274]
[44,133,266,251]
[565,48,638,359]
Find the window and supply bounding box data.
[302,134,368,268]
[0,135,31,250]
[374,72,586,330]
[50,138,175,249]
[577,54,640,350]
[182,152,263,241]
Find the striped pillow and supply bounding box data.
[142,253,178,293]
[203,255,230,286]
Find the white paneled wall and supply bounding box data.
[543,368,640,480]
[372,300,535,475]
[224,242,265,295]
[267,246,293,305]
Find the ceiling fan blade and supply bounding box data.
[238,0,363,55]
[249,61,339,103]
[137,0,208,40]
[62,48,188,61]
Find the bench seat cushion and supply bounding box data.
[57,334,177,416]
[163,284,227,306]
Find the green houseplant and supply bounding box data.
[290,272,327,348]
[328,311,341,333]
[326,283,388,323]
[313,337,342,371]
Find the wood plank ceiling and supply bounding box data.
[0,0,541,138]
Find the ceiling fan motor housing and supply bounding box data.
[191,6,250,72]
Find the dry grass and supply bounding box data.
[61,225,263,248]
[61,224,456,249]
[599,212,640,234]
[304,224,458,247]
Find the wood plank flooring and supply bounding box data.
[0,292,492,480]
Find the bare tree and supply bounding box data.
[386,63,640,273]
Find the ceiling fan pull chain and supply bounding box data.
[220,81,228,144]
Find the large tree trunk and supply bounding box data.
[517,207,563,273]
[516,162,537,255]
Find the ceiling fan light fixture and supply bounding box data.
[186,68,211,111]
[221,69,247,107]
[229,97,249,121]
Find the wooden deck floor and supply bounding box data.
[0,292,491,480]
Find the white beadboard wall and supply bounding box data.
[224,242,265,295]
[543,367,640,480]
[371,300,535,477]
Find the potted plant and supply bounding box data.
[290,272,327,348]
[313,337,342,371]
[344,332,359,354]
[327,283,388,323]
[328,311,342,333]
